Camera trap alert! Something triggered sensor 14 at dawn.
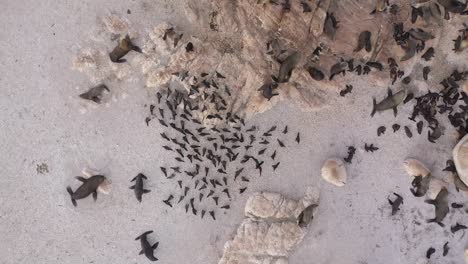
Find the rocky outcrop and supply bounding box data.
[73,0,450,118]
[219,188,319,264]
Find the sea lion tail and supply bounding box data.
[66,186,77,207]
[371,98,377,117]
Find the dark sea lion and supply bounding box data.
[130,173,150,202]
[135,231,159,261]
[109,35,142,63]
[66,175,106,207]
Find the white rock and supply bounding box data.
[465,248,468,264]
[219,189,319,264]
[453,134,468,186]
[427,178,448,200]
[321,158,347,187]
[463,79,468,94]
[403,158,431,177]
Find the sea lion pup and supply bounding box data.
[135,231,159,261]
[109,35,142,63]
[410,175,432,197]
[425,187,449,227]
[388,193,403,215]
[66,175,106,206]
[130,173,151,202]
[277,51,302,83]
[371,88,407,117]
[324,12,339,40]
[438,0,467,14]
[258,82,279,100]
[354,31,372,52]
[79,84,109,104]
[297,204,318,228]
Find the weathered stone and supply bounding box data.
[454,134,468,186]
[321,158,347,186]
[219,188,319,264]
[72,0,448,118]
[403,158,431,178]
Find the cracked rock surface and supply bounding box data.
[219,188,319,264]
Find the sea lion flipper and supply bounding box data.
[152,242,159,249]
[66,186,77,207]
[135,230,154,240]
[75,176,87,182]
[139,250,144,255]
[371,98,377,117]
[132,45,142,53]
[148,255,158,261]
[130,185,135,189]
[143,189,151,193]
[425,199,436,205]
[92,191,97,201]
[393,107,398,117]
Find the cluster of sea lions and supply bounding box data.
[70,0,468,261]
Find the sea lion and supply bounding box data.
[130,173,150,202]
[66,175,106,207]
[425,187,449,227]
[135,231,159,261]
[109,35,142,63]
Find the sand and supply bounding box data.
[0,1,467,264]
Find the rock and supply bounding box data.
[321,158,347,187]
[403,158,431,177]
[463,80,468,94]
[312,0,331,37]
[454,134,468,186]
[453,172,468,192]
[219,188,319,264]
[73,0,450,118]
[465,248,468,264]
[427,178,448,200]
